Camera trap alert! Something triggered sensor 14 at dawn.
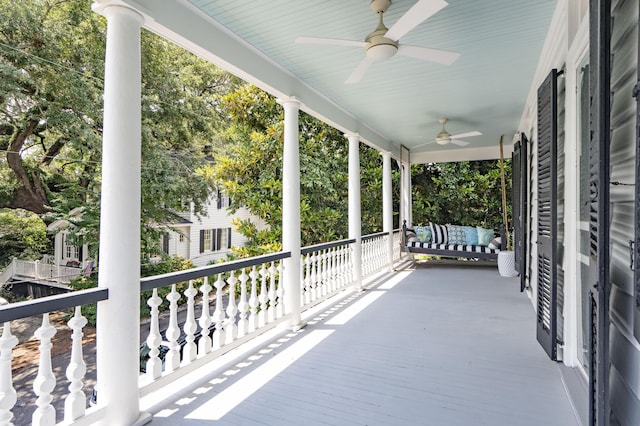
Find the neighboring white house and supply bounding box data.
[48,192,266,268]
[47,208,90,268]
[156,189,266,266]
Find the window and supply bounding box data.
[63,233,80,260]
[179,234,185,243]
[199,228,232,253]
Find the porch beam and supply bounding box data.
[346,133,362,291]
[280,98,303,330]
[382,152,394,269]
[91,3,145,425]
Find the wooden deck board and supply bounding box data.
[147,264,580,425]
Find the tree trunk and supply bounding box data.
[6,119,49,213]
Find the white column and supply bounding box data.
[346,134,362,291]
[92,4,143,425]
[403,162,413,227]
[382,152,394,269]
[280,98,303,330]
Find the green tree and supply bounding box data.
[0,208,50,268]
[210,84,395,256]
[0,0,239,259]
[411,160,511,229]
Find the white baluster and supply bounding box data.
[212,274,226,349]
[329,247,337,292]
[198,277,213,356]
[64,307,87,422]
[182,280,198,363]
[258,264,268,327]
[225,272,238,344]
[32,314,56,426]
[310,252,318,302]
[303,254,311,305]
[0,323,18,425]
[275,261,285,318]
[320,250,328,297]
[248,266,259,333]
[164,284,181,372]
[146,289,163,380]
[267,262,277,323]
[236,269,249,337]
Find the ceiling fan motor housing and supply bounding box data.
[366,0,397,60]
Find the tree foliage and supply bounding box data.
[0,0,239,260]
[411,160,511,229]
[210,84,394,256]
[0,208,50,268]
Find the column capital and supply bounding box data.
[344,132,360,141]
[277,97,301,108]
[92,2,144,24]
[380,150,392,158]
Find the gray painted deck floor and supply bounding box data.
[145,262,579,425]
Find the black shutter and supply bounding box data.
[215,228,221,252]
[634,0,640,314]
[536,68,559,361]
[162,234,170,254]
[227,227,232,249]
[199,230,205,253]
[217,190,222,209]
[513,133,529,292]
[589,0,611,424]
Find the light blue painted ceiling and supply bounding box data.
[118,0,557,162]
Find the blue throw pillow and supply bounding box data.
[446,224,467,245]
[414,226,432,243]
[476,227,495,246]
[462,226,478,245]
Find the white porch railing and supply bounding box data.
[0,231,399,425]
[1,259,83,286]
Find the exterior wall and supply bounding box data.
[521,0,640,423]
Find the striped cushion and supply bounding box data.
[407,241,500,254]
[429,222,448,244]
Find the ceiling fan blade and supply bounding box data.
[413,140,437,149]
[385,0,449,41]
[397,45,460,65]
[451,139,470,146]
[345,57,375,84]
[295,36,366,48]
[450,131,481,139]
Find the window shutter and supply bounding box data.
[199,230,205,253]
[536,68,559,362]
[589,0,612,423]
[227,227,232,249]
[217,190,222,209]
[215,228,222,251]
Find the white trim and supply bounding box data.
[561,11,589,369]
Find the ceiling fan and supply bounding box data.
[295,0,460,84]
[416,118,482,147]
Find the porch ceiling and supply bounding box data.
[111,0,557,162]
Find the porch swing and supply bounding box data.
[401,136,510,261]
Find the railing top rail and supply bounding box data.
[140,251,291,292]
[300,238,356,255]
[0,287,108,323]
[361,231,391,241]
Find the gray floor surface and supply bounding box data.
[146,262,580,426]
